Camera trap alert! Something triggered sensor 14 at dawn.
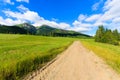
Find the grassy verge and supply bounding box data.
[0,34,75,80]
[81,39,120,74]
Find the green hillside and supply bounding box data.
[16,23,37,35]
[37,25,91,38]
[0,23,91,38]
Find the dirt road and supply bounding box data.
[30,41,120,80]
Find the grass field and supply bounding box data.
[0,34,76,80]
[2,34,120,79]
[81,39,120,74]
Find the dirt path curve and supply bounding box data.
[30,41,120,80]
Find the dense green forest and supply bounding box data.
[95,25,120,45]
[0,25,27,34]
[0,23,91,38]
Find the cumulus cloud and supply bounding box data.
[71,19,93,32]
[3,0,14,5]
[51,18,59,22]
[1,5,71,30]
[73,0,120,33]
[0,16,24,25]
[92,3,100,11]
[78,14,87,21]
[17,5,29,12]
[112,17,120,23]
[1,0,120,35]
[16,0,29,3]
[97,0,120,30]
[85,14,102,22]
[102,0,120,21]
[3,10,43,23]
[92,0,103,11]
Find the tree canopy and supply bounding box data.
[95,25,120,45]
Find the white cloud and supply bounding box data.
[2,0,120,35]
[78,14,87,21]
[59,23,70,29]
[0,16,24,25]
[112,17,120,23]
[51,18,58,22]
[71,19,93,32]
[69,27,92,32]
[92,3,100,11]
[17,5,29,12]
[73,0,120,33]
[16,0,29,3]
[85,14,102,22]
[92,0,103,11]
[4,0,14,5]
[1,5,70,30]
[102,0,120,21]
[96,0,120,29]
[73,20,92,28]
[3,9,44,23]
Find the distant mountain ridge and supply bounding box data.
[37,25,91,37]
[15,23,37,34]
[0,23,91,38]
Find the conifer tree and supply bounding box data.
[113,29,120,41]
[95,25,105,42]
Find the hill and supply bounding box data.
[0,23,91,38]
[37,25,91,38]
[15,23,37,34]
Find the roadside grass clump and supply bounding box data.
[81,39,120,73]
[0,34,75,80]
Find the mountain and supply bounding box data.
[36,25,91,38]
[0,24,91,38]
[0,25,27,34]
[16,23,37,34]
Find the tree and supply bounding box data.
[104,29,118,45]
[95,25,119,45]
[95,25,105,42]
[113,29,120,41]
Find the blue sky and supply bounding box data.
[0,0,120,35]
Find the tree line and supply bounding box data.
[95,25,120,45]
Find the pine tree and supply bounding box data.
[113,29,120,41]
[95,25,105,42]
[104,30,115,44]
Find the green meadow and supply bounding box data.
[0,34,75,80]
[81,39,120,74]
[1,34,120,80]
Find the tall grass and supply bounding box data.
[0,34,75,80]
[81,39,120,74]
